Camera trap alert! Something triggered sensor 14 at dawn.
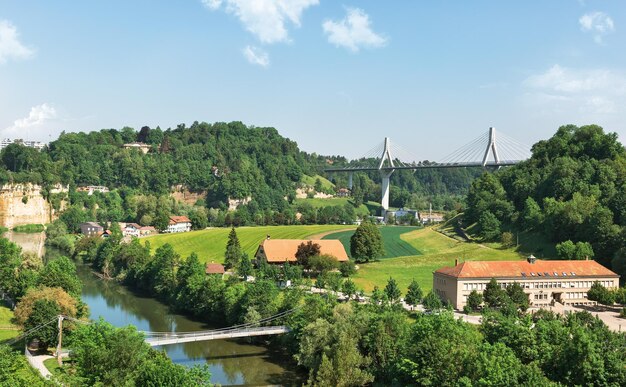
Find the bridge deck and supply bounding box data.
[144,326,291,346]
[324,160,521,173]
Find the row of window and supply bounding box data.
[564,292,588,300]
[462,280,615,291]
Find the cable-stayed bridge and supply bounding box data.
[324,127,531,210]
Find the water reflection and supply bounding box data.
[77,265,303,386]
[5,231,46,257]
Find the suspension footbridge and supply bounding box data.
[325,127,531,210]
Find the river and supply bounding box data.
[2,230,302,386]
[76,265,303,386]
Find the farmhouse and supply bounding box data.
[336,188,351,197]
[165,216,192,233]
[255,239,349,264]
[119,222,141,238]
[433,256,619,310]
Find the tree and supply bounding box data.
[237,253,253,280]
[38,256,82,297]
[24,299,60,348]
[506,282,529,311]
[384,277,401,305]
[587,281,615,305]
[557,240,595,260]
[422,290,443,310]
[224,227,242,269]
[350,221,384,263]
[466,290,483,312]
[0,345,47,386]
[483,278,508,309]
[295,241,321,268]
[13,287,79,326]
[405,279,423,310]
[308,254,339,275]
[478,211,501,241]
[501,232,514,248]
[342,279,357,300]
[339,260,356,277]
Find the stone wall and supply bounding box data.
[0,184,67,228]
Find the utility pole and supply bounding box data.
[56,315,64,367]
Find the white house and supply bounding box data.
[165,216,192,233]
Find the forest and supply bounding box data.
[0,121,480,232]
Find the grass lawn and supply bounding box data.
[0,305,19,342]
[351,227,523,294]
[44,357,76,379]
[323,226,421,259]
[143,225,355,263]
[293,197,376,217]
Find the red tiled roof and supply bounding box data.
[205,263,225,274]
[435,259,618,279]
[169,216,191,224]
[257,239,349,263]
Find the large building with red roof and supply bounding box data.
[255,239,349,265]
[433,256,619,309]
[165,216,192,233]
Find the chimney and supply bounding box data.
[266,234,271,240]
[527,254,536,264]
[455,258,458,266]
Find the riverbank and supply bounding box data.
[77,265,304,386]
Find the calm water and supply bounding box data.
[76,265,303,386]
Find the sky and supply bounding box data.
[1,0,625,161]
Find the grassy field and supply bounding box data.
[351,227,524,294]
[323,226,421,259]
[294,198,381,217]
[143,225,355,263]
[0,305,19,342]
[300,174,335,190]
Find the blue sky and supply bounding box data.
[1,0,625,161]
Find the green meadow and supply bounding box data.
[351,227,523,294]
[0,305,19,342]
[322,226,421,259]
[143,225,355,263]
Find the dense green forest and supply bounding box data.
[465,124,626,278]
[0,121,476,230]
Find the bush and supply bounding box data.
[12,224,44,233]
[339,260,356,277]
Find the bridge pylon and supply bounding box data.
[481,127,500,166]
[379,137,395,211]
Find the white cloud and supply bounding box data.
[242,45,269,67]
[579,12,614,44]
[322,8,387,52]
[207,0,319,44]
[0,20,35,64]
[201,0,223,10]
[2,103,57,138]
[523,65,626,114]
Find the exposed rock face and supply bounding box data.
[228,196,252,211]
[0,184,67,228]
[170,185,207,205]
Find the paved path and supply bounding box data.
[25,348,69,380]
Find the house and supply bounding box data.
[205,262,225,275]
[255,239,349,265]
[336,188,351,197]
[433,257,620,310]
[385,208,418,223]
[80,222,103,236]
[121,223,141,238]
[419,211,444,224]
[122,142,151,154]
[165,216,192,233]
[139,226,156,237]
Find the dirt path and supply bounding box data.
[306,227,356,240]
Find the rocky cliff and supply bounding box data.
[0,184,67,228]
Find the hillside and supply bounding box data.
[464,124,626,279]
